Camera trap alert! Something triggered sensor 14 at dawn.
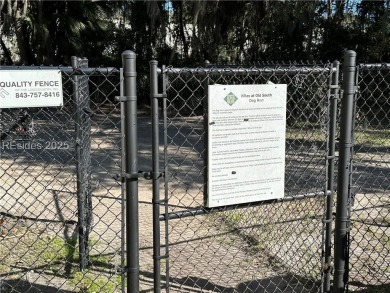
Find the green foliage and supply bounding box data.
[32,236,71,263]
[2,1,390,65]
[32,235,93,264]
[71,271,120,293]
[226,211,243,223]
[0,0,117,65]
[355,129,390,146]
[25,234,121,291]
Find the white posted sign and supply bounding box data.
[207,84,287,208]
[0,70,63,108]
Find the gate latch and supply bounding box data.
[152,93,167,99]
[115,96,137,102]
[142,171,164,180]
[114,171,164,181]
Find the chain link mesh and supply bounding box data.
[0,66,123,292]
[158,64,333,292]
[347,64,390,292]
[2,60,389,293]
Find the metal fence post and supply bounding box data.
[72,56,92,271]
[161,65,171,293]
[122,50,139,293]
[333,50,357,293]
[324,61,340,292]
[202,62,210,206]
[120,67,126,293]
[79,58,93,248]
[150,60,162,293]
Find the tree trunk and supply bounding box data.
[0,38,13,64]
[178,2,189,58]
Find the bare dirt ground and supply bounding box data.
[1,111,389,293]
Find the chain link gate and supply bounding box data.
[330,51,390,293]
[0,59,125,292]
[1,50,389,293]
[148,61,339,293]
[346,62,390,292]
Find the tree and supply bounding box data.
[1,0,116,65]
[357,0,390,61]
[2,0,390,66]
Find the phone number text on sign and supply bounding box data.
[16,92,61,99]
[0,70,63,108]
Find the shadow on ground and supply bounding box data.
[0,279,73,293]
[139,271,320,293]
[349,282,390,293]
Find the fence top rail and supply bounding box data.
[358,63,390,70]
[0,66,119,76]
[158,64,334,76]
[157,66,334,75]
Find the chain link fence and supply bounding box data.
[0,63,124,292]
[150,63,336,293]
[1,56,389,293]
[347,64,390,292]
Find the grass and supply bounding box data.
[32,235,76,264]
[287,128,325,141]
[287,127,390,147]
[225,211,244,223]
[31,234,113,264]
[1,231,124,292]
[33,235,123,293]
[71,271,121,293]
[354,129,390,146]
[215,200,326,285]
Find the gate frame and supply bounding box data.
[333,51,358,293]
[120,50,140,293]
[149,61,340,293]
